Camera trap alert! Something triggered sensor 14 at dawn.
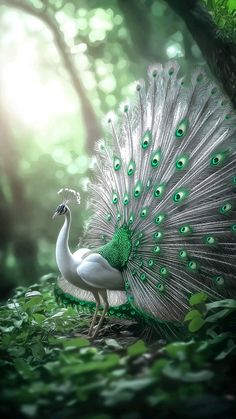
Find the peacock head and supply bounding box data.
[52,203,68,218]
[52,188,80,219]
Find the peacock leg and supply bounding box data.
[92,290,109,338]
[88,292,100,336]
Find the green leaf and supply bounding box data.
[127,339,147,357]
[62,337,90,349]
[184,309,202,321]
[182,370,214,382]
[227,0,236,11]
[189,292,207,306]
[165,341,193,359]
[24,296,43,310]
[188,316,205,332]
[61,354,120,375]
[33,313,45,324]
[215,339,236,360]
[14,358,34,380]
[31,342,45,360]
[205,308,232,323]
[151,359,169,376]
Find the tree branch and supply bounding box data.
[165,0,236,108]
[0,0,101,149]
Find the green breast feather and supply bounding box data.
[97,225,132,270]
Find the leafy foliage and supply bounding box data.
[204,0,236,40]
[1,277,236,418]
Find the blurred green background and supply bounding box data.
[0,0,234,298]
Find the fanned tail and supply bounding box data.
[82,61,236,323]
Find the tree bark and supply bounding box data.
[165,0,236,108]
[0,0,101,149]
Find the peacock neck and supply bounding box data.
[56,209,75,278]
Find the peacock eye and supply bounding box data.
[151,149,161,168]
[153,231,163,241]
[188,260,198,271]
[140,207,149,218]
[179,225,192,235]
[156,282,165,292]
[141,130,152,149]
[153,184,165,198]
[154,213,165,225]
[127,160,136,176]
[153,245,161,254]
[133,180,142,198]
[123,193,130,205]
[112,192,118,204]
[175,155,189,170]
[160,266,170,278]
[113,156,121,171]
[210,150,228,167]
[128,213,135,224]
[213,275,224,286]
[175,118,189,138]
[173,188,188,204]
[219,202,233,215]
[178,249,188,260]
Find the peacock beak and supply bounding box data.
[52,211,58,219]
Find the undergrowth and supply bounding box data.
[0,275,236,419]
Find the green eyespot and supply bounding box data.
[151,149,161,168]
[127,160,136,176]
[179,225,192,235]
[231,224,236,232]
[141,130,152,149]
[148,259,154,267]
[160,267,170,278]
[173,188,188,204]
[156,282,165,292]
[123,193,130,206]
[113,156,122,171]
[175,155,189,170]
[219,202,233,215]
[106,213,112,222]
[204,235,217,246]
[153,245,161,254]
[154,213,166,225]
[117,212,121,221]
[188,260,198,271]
[128,213,135,225]
[210,150,228,167]
[140,207,149,218]
[175,118,189,138]
[153,231,163,241]
[178,249,188,260]
[133,180,143,198]
[153,183,166,199]
[140,273,147,282]
[112,192,118,204]
[213,275,225,286]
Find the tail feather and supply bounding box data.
[82,61,236,322]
